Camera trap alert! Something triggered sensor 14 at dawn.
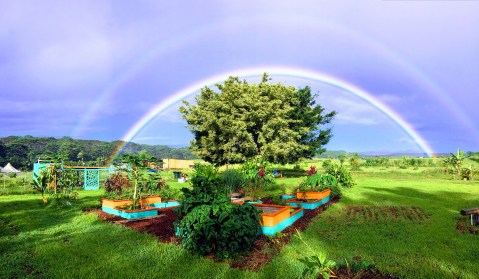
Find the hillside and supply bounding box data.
[0,136,196,170]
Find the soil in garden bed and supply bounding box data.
[90,208,180,244]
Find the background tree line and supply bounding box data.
[0,136,196,170]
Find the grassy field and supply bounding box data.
[1,167,479,278]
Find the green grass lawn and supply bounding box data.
[1,170,479,278]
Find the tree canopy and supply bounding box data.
[179,74,336,166]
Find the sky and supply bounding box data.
[1,0,478,155]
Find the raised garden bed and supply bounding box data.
[101,206,158,220]
[281,194,295,200]
[147,200,181,209]
[296,188,331,200]
[284,195,330,209]
[91,197,339,271]
[101,196,163,219]
[253,204,304,236]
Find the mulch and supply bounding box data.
[88,198,395,278]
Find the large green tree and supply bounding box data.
[179,74,335,166]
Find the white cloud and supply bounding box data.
[318,93,386,126]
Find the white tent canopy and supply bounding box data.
[2,163,21,174]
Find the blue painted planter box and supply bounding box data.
[260,208,304,236]
[285,196,330,209]
[246,200,263,204]
[281,194,295,200]
[101,206,158,220]
[147,200,181,209]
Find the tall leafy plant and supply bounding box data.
[116,151,158,209]
[326,163,354,188]
[298,173,342,198]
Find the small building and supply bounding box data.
[161,159,195,170]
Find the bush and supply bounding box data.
[104,173,131,198]
[175,165,260,258]
[158,184,181,200]
[326,163,354,188]
[177,202,260,258]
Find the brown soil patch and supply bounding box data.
[455,216,479,235]
[344,206,428,224]
[334,268,396,279]
[90,207,181,244]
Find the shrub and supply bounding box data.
[175,166,260,258]
[140,171,166,195]
[322,159,333,169]
[158,184,181,200]
[104,173,131,198]
[326,163,354,188]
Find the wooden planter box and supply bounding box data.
[296,188,331,200]
[101,198,132,209]
[281,194,295,200]
[140,195,162,204]
[102,206,158,220]
[253,204,304,236]
[147,200,181,209]
[101,197,160,219]
[285,196,330,209]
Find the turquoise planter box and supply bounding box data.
[246,200,263,204]
[285,196,330,209]
[101,206,158,219]
[147,200,181,209]
[281,194,295,200]
[261,209,304,236]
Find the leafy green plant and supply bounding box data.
[175,165,261,258]
[296,230,336,279]
[461,165,474,180]
[445,149,467,179]
[297,173,342,198]
[139,171,166,195]
[339,256,373,274]
[32,170,50,204]
[115,151,158,209]
[270,195,286,205]
[326,163,354,188]
[158,184,181,200]
[240,157,277,200]
[220,169,244,194]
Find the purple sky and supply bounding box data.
[1,1,478,154]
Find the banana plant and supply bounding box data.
[449,149,466,179]
[32,170,51,204]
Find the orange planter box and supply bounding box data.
[141,195,162,204]
[101,198,132,209]
[296,188,331,200]
[254,204,293,227]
